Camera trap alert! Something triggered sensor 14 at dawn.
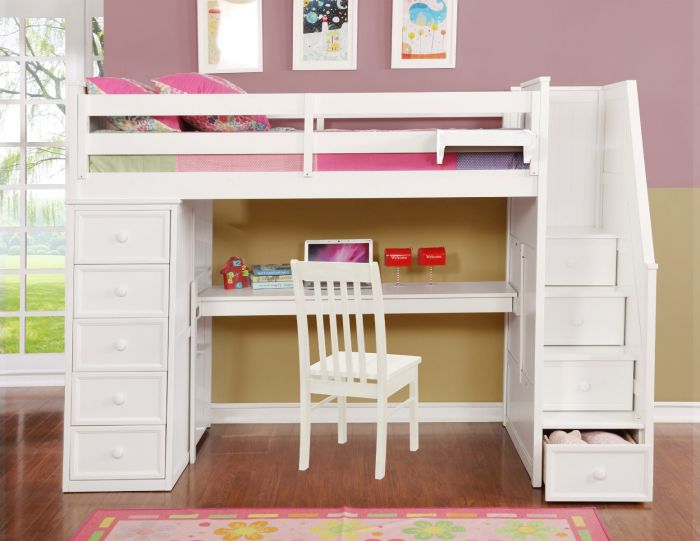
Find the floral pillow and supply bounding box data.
[151,73,270,132]
[86,77,183,132]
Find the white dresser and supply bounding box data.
[62,203,206,492]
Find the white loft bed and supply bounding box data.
[63,76,657,504]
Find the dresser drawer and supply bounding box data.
[73,319,168,371]
[544,437,652,501]
[546,238,616,286]
[544,297,625,345]
[74,265,169,318]
[69,426,165,480]
[74,210,170,264]
[71,372,166,425]
[543,360,634,411]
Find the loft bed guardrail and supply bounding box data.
[68,78,549,201]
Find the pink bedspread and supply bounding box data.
[175,153,458,172]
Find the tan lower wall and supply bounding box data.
[211,198,507,403]
[649,188,700,401]
[211,190,700,404]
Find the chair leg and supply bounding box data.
[375,396,388,480]
[409,376,419,452]
[299,392,311,471]
[338,395,347,444]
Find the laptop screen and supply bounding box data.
[306,241,371,263]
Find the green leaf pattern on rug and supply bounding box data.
[309,519,370,539]
[496,520,557,540]
[402,520,466,540]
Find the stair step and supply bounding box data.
[545,286,628,298]
[543,346,636,361]
[541,411,644,430]
[547,227,620,239]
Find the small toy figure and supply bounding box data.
[418,247,446,286]
[219,256,251,290]
[384,248,412,287]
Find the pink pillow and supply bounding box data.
[86,77,182,132]
[151,73,270,132]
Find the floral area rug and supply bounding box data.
[70,507,611,541]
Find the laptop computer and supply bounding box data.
[303,239,373,289]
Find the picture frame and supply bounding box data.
[293,0,359,71]
[197,0,264,73]
[391,0,458,69]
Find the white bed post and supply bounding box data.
[503,77,550,488]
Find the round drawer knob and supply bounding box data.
[572,317,584,327]
[578,381,591,392]
[115,231,129,244]
[112,393,126,406]
[593,468,607,481]
[111,447,125,460]
[566,257,577,267]
[114,339,128,351]
[114,286,128,298]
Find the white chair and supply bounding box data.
[291,259,421,480]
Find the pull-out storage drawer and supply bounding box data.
[545,297,625,345]
[543,360,634,411]
[74,210,170,264]
[69,426,165,480]
[74,265,169,318]
[73,318,168,371]
[544,436,652,501]
[71,372,166,425]
[546,238,617,286]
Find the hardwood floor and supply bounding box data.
[0,388,698,541]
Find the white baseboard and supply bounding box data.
[0,372,65,387]
[653,402,700,423]
[211,401,700,424]
[210,402,504,424]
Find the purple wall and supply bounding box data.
[105,0,697,188]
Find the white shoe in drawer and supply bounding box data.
[69,426,165,481]
[543,436,652,502]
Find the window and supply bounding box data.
[0,0,103,374]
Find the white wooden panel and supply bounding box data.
[542,360,634,411]
[74,210,170,264]
[73,265,169,318]
[544,297,625,346]
[198,281,515,317]
[544,440,652,502]
[547,89,602,228]
[546,238,617,286]
[73,318,168,372]
[504,353,535,474]
[71,372,166,425]
[70,426,165,480]
[78,170,539,200]
[83,91,531,117]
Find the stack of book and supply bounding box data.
[251,263,293,290]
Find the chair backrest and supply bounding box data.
[291,260,387,386]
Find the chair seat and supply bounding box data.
[310,352,421,380]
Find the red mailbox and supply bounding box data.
[384,248,412,286]
[417,247,446,285]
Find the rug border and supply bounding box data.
[70,505,611,541]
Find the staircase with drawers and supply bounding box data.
[62,203,199,492]
[535,83,657,501]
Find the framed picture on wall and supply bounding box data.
[293,0,358,71]
[391,0,458,69]
[197,0,264,73]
